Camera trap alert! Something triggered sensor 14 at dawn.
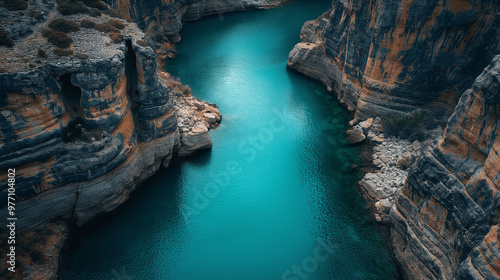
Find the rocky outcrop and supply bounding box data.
[0,1,223,277]
[391,55,500,279]
[108,0,291,44]
[288,1,500,278]
[288,0,500,122]
[0,4,219,232]
[354,117,426,224]
[160,72,222,158]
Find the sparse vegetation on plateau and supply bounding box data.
[108,19,125,29]
[109,32,123,43]
[42,29,73,48]
[5,0,28,11]
[37,48,48,58]
[381,110,435,141]
[136,40,148,47]
[0,29,14,47]
[48,19,80,33]
[75,52,89,59]
[81,0,108,10]
[106,9,123,19]
[56,0,90,15]
[53,48,74,57]
[94,22,120,33]
[29,10,41,20]
[90,8,102,16]
[80,19,96,28]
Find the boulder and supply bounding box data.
[346,126,366,144]
[177,125,212,156]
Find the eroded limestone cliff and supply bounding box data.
[288,1,500,279]
[392,55,500,280]
[0,0,226,277]
[288,0,500,122]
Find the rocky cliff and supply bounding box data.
[0,0,226,277]
[391,55,500,280]
[288,1,500,279]
[108,0,291,44]
[0,0,304,277]
[288,0,500,122]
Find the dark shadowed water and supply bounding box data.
[63,1,399,279]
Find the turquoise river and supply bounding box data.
[63,1,400,279]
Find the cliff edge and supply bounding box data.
[288,0,500,279]
[391,55,500,280]
[288,0,500,122]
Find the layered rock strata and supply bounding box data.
[288,0,500,121]
[0,1,223,277]
[0,4,219,233]
[288,1,500,279]
[391,55,500,280]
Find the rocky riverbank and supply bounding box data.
[288,1,500,279]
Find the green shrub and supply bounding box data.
[136,40,148,47]
[81,0,108,10]
[48,19,80,33]
[106,9,123,19]
[42,29,73,48]
[37,48,48,58]
[29,10,41,19]
[107,19,125,29]
[90,8,102,16]
[57,0,90,15]
[53,48,74,56]
[109,31,123,43]
[80,19,96,28]
[5,0,28,11]
[94,22,119,33]
[75,52,89,59]
[0,29,14,47]
[382,111,429,140]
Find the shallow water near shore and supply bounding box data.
[62,1,399,279]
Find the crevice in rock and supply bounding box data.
[125,39,139,110]
[59,73,103,143]
[59,73,83,119]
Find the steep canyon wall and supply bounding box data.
[288,0,500,121]
[288,0,500,279]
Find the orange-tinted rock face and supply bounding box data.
[289,1,500,278]
[288,0,500,121]
[391,55,500,280]
[0,31,182,230]
[0,221,68,280]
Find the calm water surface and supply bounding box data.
[63,1,399,279]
